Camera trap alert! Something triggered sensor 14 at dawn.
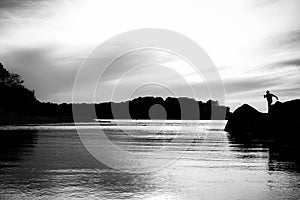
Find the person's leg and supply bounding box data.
[267,101,271,113]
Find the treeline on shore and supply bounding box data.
[0,62,230,124]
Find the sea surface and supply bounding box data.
[0,120,299,200]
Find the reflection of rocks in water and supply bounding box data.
[268,144,300,172]
[227,134,269,161]
[227,134,300,172]
[0,129,37,165]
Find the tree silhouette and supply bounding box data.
[0,62,231,124]
[0,63,36,113]
[0,63,24,87]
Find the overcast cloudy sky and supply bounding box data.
[0,0,300,112]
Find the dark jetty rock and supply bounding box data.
[225,99,300,146]
[225,104,267,135]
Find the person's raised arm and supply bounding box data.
[273,94,279,100]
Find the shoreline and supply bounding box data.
[0,115,75,126]
[0,114,229,126]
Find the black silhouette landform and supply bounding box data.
[225,100,300,147]
[0,63,229,125]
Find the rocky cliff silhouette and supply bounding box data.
[225,99,300,146]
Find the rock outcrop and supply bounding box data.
[225,99,300,145]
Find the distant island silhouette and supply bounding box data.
[0,62,230,125]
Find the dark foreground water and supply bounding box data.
[0,121,299,200]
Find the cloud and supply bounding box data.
[2,45,81,102]
[0,0,33,10]
[1,44,184,103]
[224,76,278,95]
[273,58,300,68]
[0,0,300,111]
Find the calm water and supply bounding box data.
[0,121,299,200]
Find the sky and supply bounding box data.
[0,0,300,112]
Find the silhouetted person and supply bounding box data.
[264,90,278,112]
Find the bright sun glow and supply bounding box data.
[1,0,300,112]
[47,0,262,66]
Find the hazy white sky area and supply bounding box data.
[0,0,300,112]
